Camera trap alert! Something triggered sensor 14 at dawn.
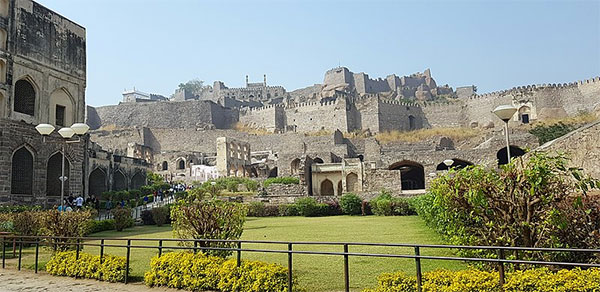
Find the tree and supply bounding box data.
[177,79,205,96]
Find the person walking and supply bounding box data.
[75,195,84,210]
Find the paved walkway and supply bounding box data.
[0,269,173,292]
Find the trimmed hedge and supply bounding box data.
[85,219,115,234]
[144,251,302,292]
[340,193,362,215]
[363,268,600,292]
[46,251,128,282]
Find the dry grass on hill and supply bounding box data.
[376,127,481,143]
[233,122,271,136]
[304,129,333,137]
[98,124,119,131]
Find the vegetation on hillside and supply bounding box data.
[528,111,597,144]
[233,122,271,135]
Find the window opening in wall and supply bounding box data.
[55,105,66,127]
[521,114,530,124]
[11,147,33,195]
[14,79,36,116]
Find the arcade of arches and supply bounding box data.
[88,168,107,197]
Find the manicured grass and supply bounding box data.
[13,216,465,291]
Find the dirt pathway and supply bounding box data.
[0,268,174,292]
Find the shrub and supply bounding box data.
[362,268,600,292]
[151,206,170,226]
[278,204,299,216]
[0,205,41,213]
[141,209,154,225]
[529,122,575,145]
[111,207,133,232]
[171,199,246,258]
[144,251,301,292]
[294,197,321,217]
[361,200,372,216]
[38,210,92,251]
[247,201,266,217]
[13,211,40,236]
[46,251,128,282]
[85,219,115,234]
[263,177,300,188]
[340,193,362,215]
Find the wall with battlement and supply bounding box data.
[286,98,350,132]
[422,102,466,128]
[239,105,285,132]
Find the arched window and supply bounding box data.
[11,147,33,195]
[337,181,342,195]
[0,91,5,118]
[320,179,334,196]
[113,171,127,191]
[162,161,168,171]
[88,168,107,197]
[519,106,531,124]
[0,59,6,83]
[46,152,70,197]
[14,79,36,116]
[177,159,185,170]
[290,158,301,175]
[49,88,74,127]
[130,172,146,190]
[408,115,416,130]
[313,157,324,164]
[389,160,425,190]
[0,0,8,18]
[0,28,6,50]
[497,146,526,166]
[346,173,358,192]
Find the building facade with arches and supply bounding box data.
[0,0,87,205]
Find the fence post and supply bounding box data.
[344,244,349,292]
[158,240,163,257]
[415,246,422,292]
[34,239,39,273]
[17,237,22,271]
[236,242,242,267]
[99,239,105,280]
[498,248,505,288]
[125,239,131,284]
[76,238,80,260]
[287,243,293,292]
[2,236,5,269]
[194,240,198,253]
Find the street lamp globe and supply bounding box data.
[443,159,454,167]
[35,123,55,136]
[71,123,90,135]
[58,127,75,139]
[492,105,518,122]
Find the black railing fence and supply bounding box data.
[2,235,600,292]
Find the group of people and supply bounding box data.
[57,194,101,212]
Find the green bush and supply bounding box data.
[340,193,362,215]
[529,122,576,145]
[111,207,133,232]
[278,204,299,216]
[247,201,266,217]
[85,219,115,234]
[13,211,40,236]
[171,199,246,258]
[0,205,41,213]
[46,251,128,282]
[151,206,170,226]
[370,192,416,216]
[294,197,321,217]
[263,177,300,188]
[38,210,93,251]
[144,251,302,292]
[362,268,600,292]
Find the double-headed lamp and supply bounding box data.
[35,124,55,136]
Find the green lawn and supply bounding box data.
[12,216,464,292]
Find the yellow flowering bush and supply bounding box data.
[45,251,127,282]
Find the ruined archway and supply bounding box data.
[497,146,526,166]
[113,170,127,191]
[320,179,334,196]
[130,172,146,190]
[290,158,301,175]
[408,115,416,130]
[11,146,34,195]
[177,158,186,170]
[436,158,473,171]
[88,168,107,197]
[46,152,70,197]
[268,167,278,178]
[14,79,36,116]
[346,173,358,192]
[389,160,425,190]
[161,161,168,171]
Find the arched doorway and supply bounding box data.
[389,160,425,190]
[519,106,531,124]
[320,179,334,196]
[49,88,74,127]
[337,181,342,195]
[408,115,416,130]
[177,159,185,170]
[46,152,70,197]
[14,79,36,116]
[436,158,473,171]
[290,158,301,175]
[130,172,146,190]
[313,157,324,164]
[113,171,127,191]
[268,167,278,178]
[497,146,526,166]
[161,161,168,171]
[346,173,358,192]
[88,168,107,197]
[11,146,34,195]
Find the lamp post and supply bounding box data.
[36,123,90,211]
[211,181,217,198]
[492,105,518,164]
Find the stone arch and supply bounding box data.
[49,88,75,127]
[113,170,127,191]
[161,161,168,171]
[408,115,416,130]
[46,152,70,197]
[88,168,107,197]
[290,158,301,175]
[518,106,531,124]
[268,167,278,178]
[337,181,342,195]
[497,146,526,166]
[0,91,4,118]
[176,158,186,170]
[389,160,425,190]
[130,171,146,190]
[0,59,5,84]
[0,0,8,18]
[320,179,334,196]
[436,158,474,171]
[11,146,34,195]
[0,27,6,50]
[346,173,358,192]
[14,78,36,116]
[313,157,324,164]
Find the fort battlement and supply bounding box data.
[467,76,600,100]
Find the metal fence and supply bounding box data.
[2,235,600,292]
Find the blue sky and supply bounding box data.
[37,0,600,106]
